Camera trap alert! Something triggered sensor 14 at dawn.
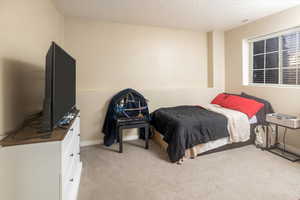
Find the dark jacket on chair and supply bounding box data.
[102,88,150,146]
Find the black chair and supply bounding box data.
[117,119,149,153]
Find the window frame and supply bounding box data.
[246,26,300,88]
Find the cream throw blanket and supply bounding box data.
[203,104,250,143]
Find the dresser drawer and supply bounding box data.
[62,153,76,188]
[62,127,75,155]
[62,161,82,200]
[62,135,75,173]
[74,132,80,163]
[62,157,79,200]
[62,118,79,151]
[61,118,80,179]
[61,144,76,179]
[60,116,81,200]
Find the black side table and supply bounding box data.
[266,122,300,162]
[117,120,149,153]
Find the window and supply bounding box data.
[248,28,300,86]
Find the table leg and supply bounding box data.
[145,125,149,149]
[266,125,269,149]
[275,125,279,146]
[119,126,123,153]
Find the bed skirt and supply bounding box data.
[151,125,257,163]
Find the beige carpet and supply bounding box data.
[78,140,300,200]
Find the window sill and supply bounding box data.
[244,83,300,89]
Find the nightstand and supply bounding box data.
[266,122,300,162]
[117,120,149,153]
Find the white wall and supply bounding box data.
[225,5,300,151]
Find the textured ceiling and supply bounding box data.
[54,0,300,31]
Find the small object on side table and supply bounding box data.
[117,118,149,153]
[266,113,300,162]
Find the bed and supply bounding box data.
[150,93,273,163]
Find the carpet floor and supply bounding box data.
[78,140,300,200]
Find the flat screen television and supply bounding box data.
[41,42,76,132]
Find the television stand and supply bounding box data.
[0,111,82,200]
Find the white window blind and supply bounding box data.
[248,27,300,86]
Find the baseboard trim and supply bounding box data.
[80,135,140,147]
[123,134,139,141]
[80,140,101,147]
[80,137,300,155]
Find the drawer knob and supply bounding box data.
[78,134,80,136]
[70,128,74,131]
[70,178,74,182]
[78,153,80,155]
[70,153,74,157]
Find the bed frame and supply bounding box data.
[196,124,257,157]
[151,124,258,161]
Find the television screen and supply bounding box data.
[41,42,76,132]
[53,44,76,126]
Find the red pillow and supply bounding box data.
[221,95,264,118]
[211,93,229,105]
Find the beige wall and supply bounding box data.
[0,0,64,199]
[64,17,223,143]
[0,0,65,136]
[207,32,214,88]
[207,31,225,90]
[0,6,225,197]
[212,31,225,90]
[77,87,222,144]
[225,5,300,151]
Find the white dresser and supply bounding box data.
[0,113,82,200]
